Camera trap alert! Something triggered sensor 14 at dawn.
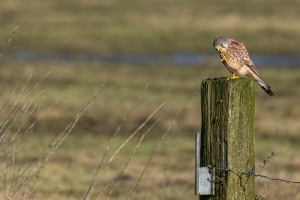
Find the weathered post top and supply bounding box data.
[198,77,255,200]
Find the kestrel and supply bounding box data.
[213,37,275,96]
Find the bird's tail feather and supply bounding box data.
[256,78,275,96]
[247,69,275,96]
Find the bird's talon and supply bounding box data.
[227,74,239,80]
[220,52,227,62]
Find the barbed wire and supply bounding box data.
[242,170,300,184]
[245,150,300,184]
[206,165,300,185]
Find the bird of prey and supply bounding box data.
[213,37,275,96]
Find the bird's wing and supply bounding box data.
[232,40,260,76]
[242,55,260,76]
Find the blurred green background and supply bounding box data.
[1,0,300,54]
[0,0,300,200]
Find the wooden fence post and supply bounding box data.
[199,77,255,200]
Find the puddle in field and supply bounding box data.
[10,50,300,67]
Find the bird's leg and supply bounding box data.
[227,73,239,80]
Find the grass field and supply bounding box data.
[0,61,299,199]
[0,0,300,199]
[1,0,300,54]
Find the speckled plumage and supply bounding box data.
[213,37,275,96]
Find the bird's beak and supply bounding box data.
[215,45,222,52]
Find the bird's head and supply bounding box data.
[213,37,229,53]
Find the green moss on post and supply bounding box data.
[200,77,255,200]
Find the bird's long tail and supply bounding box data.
[247,68,275,96]
[255,78,275,96]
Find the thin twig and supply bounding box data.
[83,82,151,200]
[0,25,19,60]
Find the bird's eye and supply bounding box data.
[221,42,228,48]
